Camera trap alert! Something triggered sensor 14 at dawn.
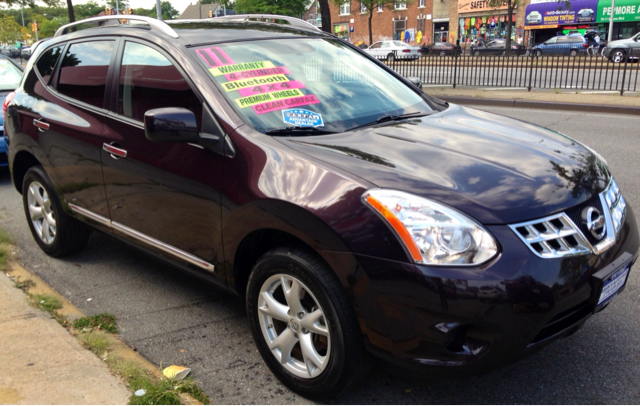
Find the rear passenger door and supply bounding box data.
[100,39,226,282]
[23,39,116,224]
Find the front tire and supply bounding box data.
[246,246,369,399]
[569,49,578,57]
[22,166,91,257]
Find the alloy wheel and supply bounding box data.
[27,181,56,244]
[611,50,625,63]
[257,274,330,379]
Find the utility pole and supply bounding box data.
[116,0,120,14]
[156,0,162,19]
[608,0,616,42]
[20,6,25,26]
[199,0,202,19]
[34,20,38,41]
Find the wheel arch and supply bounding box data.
[223,200,358,299]
[11,150,41,194]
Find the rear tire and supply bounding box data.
[535,49,543,57]
[246,246,370,399]
[22,166,91,257]
[569,49,578,57]
[386,53,395,62]
[610,49,626,63]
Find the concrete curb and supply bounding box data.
[436,96,640,115]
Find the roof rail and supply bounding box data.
[211,14,321,31]
[55,15,179,38]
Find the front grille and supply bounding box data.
[510,213,591,258]
[510,177,627,259]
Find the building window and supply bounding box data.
[393,19,406,39]
[360,2,367,13]
[418,18,424,33]
[377,4,383,12]
[419,0,424,7]
[394,1,406,10]
[339,2,351,15]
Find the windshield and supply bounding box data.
[0,59,22,91]
[192,38,433,134]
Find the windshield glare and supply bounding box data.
[192,38,432,134]
[0,59,22,91]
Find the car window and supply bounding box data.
[545,37,558,44]
[192,38,431,134]
[35,45,63,84]
[57,41,115,109]
[570,37,584,43]
[435,43,443,48]
[0,58,23,91]
[370,42,382,49]
[382,41,393,48]
[393,41,407,47]
[118,41,201,124]
[557,37,570,44]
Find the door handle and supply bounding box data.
[33,119,50,132]
[103,143,127,159]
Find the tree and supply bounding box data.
[74,0,103,20]
[0,15,22,44]
[332,0,409,45]
[487,0,517,55]
[233,0,308,18]
[130,2,178,20]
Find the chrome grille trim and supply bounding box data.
[509,213,591,259]
[511,177,627,259]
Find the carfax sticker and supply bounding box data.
[253,95,320,115]
[282,109,324,127]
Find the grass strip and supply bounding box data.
[73,313,118,334]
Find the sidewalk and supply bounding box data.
[0,266,131,405]
[422,85,640,112]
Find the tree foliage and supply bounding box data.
[130,1,178,20]
[234,0,308,17]
[0,15,22,44]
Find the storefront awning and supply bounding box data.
[596,0,640,23]
[524,0,599,27]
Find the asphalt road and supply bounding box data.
[1,107,640,404]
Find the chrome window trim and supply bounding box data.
[69,204,215,273]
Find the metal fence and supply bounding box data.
[382,51,640,95]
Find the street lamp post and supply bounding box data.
[608,0,616,42]
[156,0,162,19]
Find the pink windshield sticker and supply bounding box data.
[196,47,235,68]
[223,66,291,81]
[253,94,320,115]
[237,80,305,98]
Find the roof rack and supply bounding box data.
[55,15,179,38]
[211,14,321,32]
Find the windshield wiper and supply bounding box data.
[348,111,436,131]
[265,126,338,136]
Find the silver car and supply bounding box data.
[363,40,421,62]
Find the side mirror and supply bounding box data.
[407,76,422,88]
[144,107,199,143]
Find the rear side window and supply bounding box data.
[58,41,115,109]
[570,37,584,43]
[118,42,201,123]
[35,46,62,84]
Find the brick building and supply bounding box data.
[328,0,437,46]
[327,0,532,47]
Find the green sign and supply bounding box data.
[596,0,640,23]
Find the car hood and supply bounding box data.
[607,38,633,47]
[278,104,609,225]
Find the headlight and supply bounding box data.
[362,189,498,266]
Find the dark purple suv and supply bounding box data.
[3,14,638,399]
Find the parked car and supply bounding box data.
[364,40,421,61]
[422,41,463,56]
[4,14,638,399]
[577,8,595,23]
[471,38,526,56]
[532,34,588,56]
[0,54,24,168]
[20,46,31,58]
[526,11,542,25]
[603,32,640,63]
[0,45,20,58]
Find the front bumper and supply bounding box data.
[347,205,639,375]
